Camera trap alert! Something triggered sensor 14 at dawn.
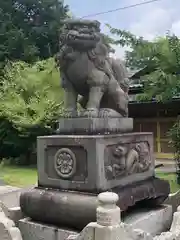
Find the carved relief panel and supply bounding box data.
[105,142,151,180]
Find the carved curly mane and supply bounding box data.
[87,39,113,77]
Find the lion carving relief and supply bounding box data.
[55,19,129,118]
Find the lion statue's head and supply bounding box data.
[56,19,111,73]
[60,19,102,50]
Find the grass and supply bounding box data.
[0,164,179,193]
[156,171,180,193]
[0,164,37,187]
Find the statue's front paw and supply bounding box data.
[64,109,78,118]
[82,108,99,118]
[99,108,122,118]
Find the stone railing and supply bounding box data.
[0,201,22,240]
[67,192,180,240]
[1,191,180,240]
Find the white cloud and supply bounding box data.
[129,7,172,40]
[111,1,180,58]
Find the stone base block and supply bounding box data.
[19,218,78,240]
[37,132,154,192]
[18,205,172,240]
[20,178,170,230]
[57,117,133,134]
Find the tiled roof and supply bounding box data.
[127,69,139,78]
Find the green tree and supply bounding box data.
[108,25,180,102]
[0,58,64,164]
[0,0,69,63]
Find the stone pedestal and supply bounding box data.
[37,132,154,192]
[20,178,170,230]
[57,117,133,134]
[20,117,170,231]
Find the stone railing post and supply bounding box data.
[68,191,153,240]
[95,192,121,240]
[0,202,23,240]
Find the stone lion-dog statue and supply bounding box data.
[55,19,129,118]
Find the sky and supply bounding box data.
[63,0,180,58]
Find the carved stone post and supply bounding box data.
[67,191,154,240]
[96,192,120,226]
[95,192,121,240]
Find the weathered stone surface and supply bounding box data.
[0,201,24,226]
[124,205,173,237]
[170,206,180,232]
[153,205,180,240]
[7,207,24,226]
[20,178,170,230]
[37,132,154,192]
[18,192,173,240]
[19,218,156,240]
[56,117,133,134]
[20,188,97,230]
[19,218,78,240]
[0,186,36,227]
[0,221,22,240]
[154,231,180,240]
[64,192,180,240]
[165,190,180,213]
[0,203,22,240]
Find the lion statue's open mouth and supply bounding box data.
[62,19,101,49]
[66,30,100,49]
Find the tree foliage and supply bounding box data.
[168,120,180,183]
[0,0,69,63]
[0,58,64,164]
[108,25,180,102]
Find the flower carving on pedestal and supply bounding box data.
[54,148,76,179]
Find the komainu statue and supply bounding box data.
[19,21,170,235]
[56,19,129,118]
